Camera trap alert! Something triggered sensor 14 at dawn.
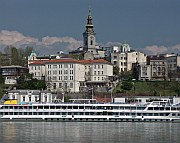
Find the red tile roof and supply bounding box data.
[79,59,112,64]
[29,58,112,65]
[29,60,46,65]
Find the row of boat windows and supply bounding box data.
[1,106,180,110]
[1,106,144,110]
[1,112,180,116]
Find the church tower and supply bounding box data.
[83,9,96,53]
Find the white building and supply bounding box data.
[29,58,113,92]
[111,51,147,72]
[29,58,85,93]
[138,63,151,81]
[127,51,147,71]
[4,90,52,103]
[81,59,113,87]
[166,55,180,71]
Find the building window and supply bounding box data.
[59,76,62,80]
[70,76,74,80]
[114,61,117,64]
[53,65,57,68]
[64,70,68,74]
[94,77,96,80]
[12,95,15,99]
[94,71,96,75]
[53,71,57,74]
[64,64,68,68]
[44,95,47,102]
[98,71,100,75]
[53,83,56,89]
[102,71,103,75]
[52,76,57,80]
[48,71,51,75]
[35,96,38,102]
[91,40,93,45]
[59,65,62,68]
[23,97,25,102]
[64,76,68,80]
[59,83,62,88]
[70,70,73,74]
[70,64,73,68]
[59,70,62,74]
[48,76,51,80]
[98,77,100,80]
[98,65,100,69]
[94,65,96,69]
[29,97,31,102]
[102,77,104,80]
[70,83,73,88]
[102,65,103,69]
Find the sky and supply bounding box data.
[0,0,180,55]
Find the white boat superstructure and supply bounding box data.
[0,100,180,122]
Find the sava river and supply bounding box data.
[0,122,179,143]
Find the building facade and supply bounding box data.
[0,65,28,85]
[81,59,113,87]
[4,90,52,103]
[29,59,85,93]
[111,51,147,72]
[29,58,113,93]
[147,56,168,80]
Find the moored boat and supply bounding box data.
[0,99,180,122]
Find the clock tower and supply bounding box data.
[83,10,97,53]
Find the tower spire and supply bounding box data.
[83,8,96,52]
[86,9,94,32]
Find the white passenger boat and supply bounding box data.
[0,100,180,122]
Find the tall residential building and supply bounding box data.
[147,56,168,80]
[111,51,147,72]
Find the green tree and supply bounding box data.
[121,81,133,92]
[11,47,19,65]
[17,74,47,90]
[121,71,133,80]
[113,66,120,76]
[132,63,140,80]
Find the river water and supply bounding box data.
[0,122,179,143]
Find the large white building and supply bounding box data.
[29,58,113,93]
[29,59,85,93]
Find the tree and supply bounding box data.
[17,74,47,90]
[121,81,133,92]
[121,70,133,80]
[132,62,140,80]
[113,66,120,76]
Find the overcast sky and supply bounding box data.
[0,0,180,55]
